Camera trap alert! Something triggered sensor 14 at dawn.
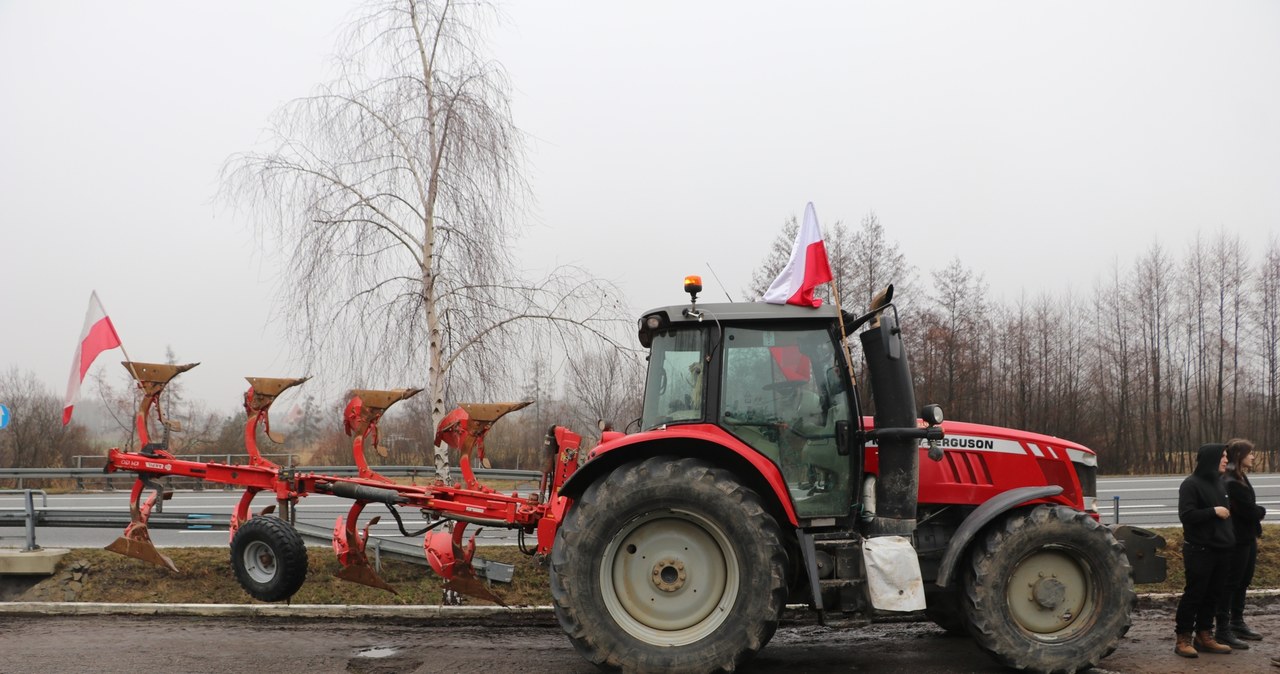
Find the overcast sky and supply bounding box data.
[2,1,1278,414]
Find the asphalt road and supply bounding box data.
[3,599,1280,674]
[1096,472,1280,528]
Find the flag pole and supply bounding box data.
[830,279,858,387]
[93,292,142,383]
[92,294,150,449]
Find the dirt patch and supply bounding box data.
[10,546,549,606]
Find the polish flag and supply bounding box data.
[63,292,122,425]
[762,202,833,307]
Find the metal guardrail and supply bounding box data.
[0,508,230,530]
[0,465,543,489]
[0,490,49,551]
[0,489,47,507]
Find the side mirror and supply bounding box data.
[921,404,945,462]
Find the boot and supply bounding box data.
[1174,632,1198,658]
[1194,630,1232,654]
[1233,620,1264,641]
[1216,625,1250,650]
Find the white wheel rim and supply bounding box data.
[243,540,279,584]
[600,508,739,646]
[1006,547,1097,639]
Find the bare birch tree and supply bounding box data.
[221,0,627,481]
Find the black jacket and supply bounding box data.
[1178,443,1235,549]
[1225,471,1265,542]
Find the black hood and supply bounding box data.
[1194,443,1227,479]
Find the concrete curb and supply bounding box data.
[0,601,555,618]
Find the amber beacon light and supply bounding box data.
[683,275,703,298]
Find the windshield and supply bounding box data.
[641,328,707,429]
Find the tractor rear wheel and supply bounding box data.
[963,505,1135,674]
[550,456,788,673]
[230,516,309,602]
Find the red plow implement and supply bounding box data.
[103,361,581,603]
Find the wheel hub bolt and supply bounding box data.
[652,558,687,592]
[1032,577,1067,610]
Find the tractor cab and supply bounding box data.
[628,277,945,535]
[637,298,860,520]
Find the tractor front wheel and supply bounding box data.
[550,457,788,673]
[230,516,309,602]
[963,505,1135,673]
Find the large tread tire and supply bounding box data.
[963,505,1135,674]
[550,456,788,674]
[230,516,309,602]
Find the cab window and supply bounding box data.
[640,329,707,429]
[719,325,852,518]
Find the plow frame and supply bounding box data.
[102,361,583,601]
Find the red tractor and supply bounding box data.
[542,280,1164,673]
[104,281,1164,674]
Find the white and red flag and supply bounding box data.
[762,202,834,308]
[63,291,122,425]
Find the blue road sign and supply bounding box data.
[0,404,9,430]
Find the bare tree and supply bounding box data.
[566,348,645,438]
[921,258,990,419]
[1212,232,1251,432]
[0,368,89,469]
[1133,242,1173,470]
[1257,238,1280,463]
[222,0,627,481]
[745,216,799,300]
[847,211,913,312]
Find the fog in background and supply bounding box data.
[2,1,1277,414]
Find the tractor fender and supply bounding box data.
[558,428,799,526]
[933,485,1063,589]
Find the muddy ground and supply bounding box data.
[1,598,1279,673]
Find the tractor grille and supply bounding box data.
[941,451,993,485]
[1073,460,1098,513]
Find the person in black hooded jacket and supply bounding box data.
[1173,443,1235,658]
